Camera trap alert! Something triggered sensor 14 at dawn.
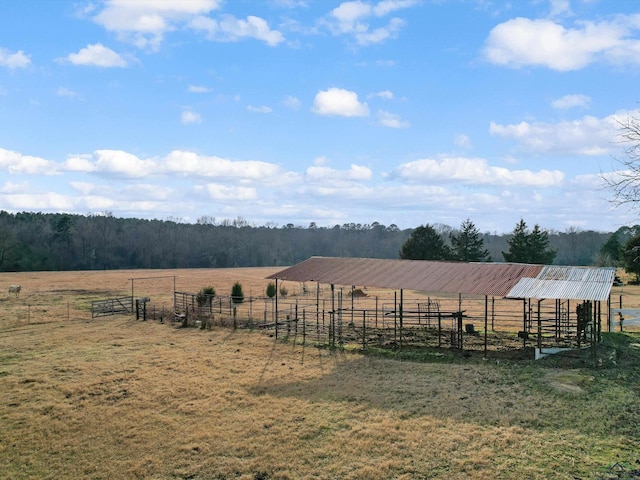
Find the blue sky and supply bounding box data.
[1,0,640,234]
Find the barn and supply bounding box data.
[267,256,616,358]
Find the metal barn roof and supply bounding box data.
[267,257,615,301]
[505,266,616,301]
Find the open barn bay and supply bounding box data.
[0,268,639,479]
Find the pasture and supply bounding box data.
[1,268,639,479]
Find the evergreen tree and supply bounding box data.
[399,224,451,260]
[622,234,640,282]
[450,219,490,262]
[502,219,530,263]
[528,224,557,264]
[502,219,557,264]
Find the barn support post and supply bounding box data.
[537,299,543,352]
[316,282,320,333]
[484,295,488,358]
[437,311,442,348]
[351,285,355,326]
[399,289,404,351]
[375,296,378,328]
[275,278,279,339]
[597,300,602,342]
[491,297,495,331]
[522,299,527,348]
[393,291,398,344]
[457,293,463,350]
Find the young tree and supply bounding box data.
[266,282,276,298]
[399,224,451,260]
[502,219,557,264]
[450,219,490,262]
[196,286,216,308]
[231,281,244,303]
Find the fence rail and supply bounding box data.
[91,296,133,318]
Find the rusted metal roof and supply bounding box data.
[267,257,615,300]
[267,256,543,297]
[505,266,616,301]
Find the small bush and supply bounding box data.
[266,282,276,298]
[196,286,216,307]
[231,281,244,304]
[279,284,288,298]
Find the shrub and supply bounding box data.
[231,281,244,304]
[196,286,216,307]
[279,283,288,298]
[266,282,276,298]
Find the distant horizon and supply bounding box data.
[0,208,620,236]
[1,1,639,233]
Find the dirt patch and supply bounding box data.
[546,369,594,394]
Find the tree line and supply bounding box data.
[0,210,617,272]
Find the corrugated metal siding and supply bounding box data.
[268,257,615,300]
[506,266,616,301]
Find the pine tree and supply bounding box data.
[450,219,490,262]
[528,224,557,264]
[502,219,557,264]
[399,224,451,260]
[503,219,530,263]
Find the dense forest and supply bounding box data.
[0,210,617,272]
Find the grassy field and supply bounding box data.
[1,268,639,479]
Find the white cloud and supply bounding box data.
[1,181,29,194]
[164,150,283,181]
[190,14,285,46]
[0,48,31,69]
[377,110,410,128]
[0,148,55,175]
[549,0,572,18]
[93,0,222,51]
[282,95,302,110]
[389,156,564,187]
[57,87,79,97]
[305,164,372,182]
[92,150,158,177]
[312,87,370,117]
[62,154,96,172]
[66,43,127,67]
[483,16,640,71]
[204,184,257,201]
[551,94,591,109]
[371,90,394,100]
[324,0,416,46]
[188,85,211,93]
[489,112,626,156]
[247,105,273,114]
[181,110,202,124]
[454,134,473,150]
[3,192,75,211]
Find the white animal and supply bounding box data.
[8,285,21,298]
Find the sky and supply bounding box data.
[1,0,640,234]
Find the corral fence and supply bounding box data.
[164,288,608,356]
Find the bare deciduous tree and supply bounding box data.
[604,113,640,206]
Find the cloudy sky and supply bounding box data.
[1,0,640,233]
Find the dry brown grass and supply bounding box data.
[0,268,639,479]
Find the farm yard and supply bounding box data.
[1,267,640,479]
